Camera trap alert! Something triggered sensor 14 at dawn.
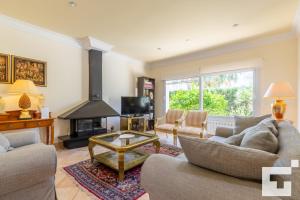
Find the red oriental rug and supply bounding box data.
[64,143,182,200]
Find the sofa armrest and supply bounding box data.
[0,143,57,196]
[141,154,279,200]
[4,131,41,148]
[215,126,234,138]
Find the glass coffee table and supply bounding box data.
[88,130,160,181]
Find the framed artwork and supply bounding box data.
[12,56,47,87]
[0,53,11,83]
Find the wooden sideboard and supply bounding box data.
[0,110,55,145]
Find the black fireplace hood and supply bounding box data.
[59,49,119,119]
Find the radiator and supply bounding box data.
[207,116,235,134]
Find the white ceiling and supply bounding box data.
[0,0,299,62]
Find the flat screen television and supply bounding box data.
[121,96,150,115]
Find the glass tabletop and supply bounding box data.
[91,131,156,147]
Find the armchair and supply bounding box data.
[0,131,57,200]
[154,109,185,135]
[175,111,208,138]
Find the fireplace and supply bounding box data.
[58,49,119,149]
[58,117,108,149]
[70,118,106,137]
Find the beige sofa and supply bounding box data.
[141,121,300,200]
[0,131,57,200]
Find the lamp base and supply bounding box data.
[19,109,32,120]
[272,100,286,121]
[18,93,32,120]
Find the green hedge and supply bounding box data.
[169,87,253,116]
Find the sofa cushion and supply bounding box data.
[240,123,278,153]
[0,133,10,152]
[234,114,271,134]
[179,135,278,180]
[223,131,246,146]
[156,123,175,132]
[177,126,203,136]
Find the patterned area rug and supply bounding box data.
[64,143,182,200]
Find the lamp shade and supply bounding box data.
[9,80,39,95]
[264,81,295,99]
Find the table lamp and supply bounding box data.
[264,81,295,120]
[9,80,39,119]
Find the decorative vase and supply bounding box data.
[271,99,286,120]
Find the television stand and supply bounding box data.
[120,115,148,132]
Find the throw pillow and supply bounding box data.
[234,114,271,134]
[258,118,279,137]
[223,130,246,146]
[224,118,279,146]
[240,123,278,153]
[179,136,278,180]
[0,133,10,152]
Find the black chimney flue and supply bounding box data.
[89,49,102,101]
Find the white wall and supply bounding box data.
[148,36,298,125]
[0,15,145,142]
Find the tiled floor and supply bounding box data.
[55,132,178,200]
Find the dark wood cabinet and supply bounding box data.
[137,77,155,130]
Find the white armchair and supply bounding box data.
[175,110,208,138]
[154,109,185,135]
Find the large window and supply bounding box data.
[166,78,200,111]
[165,70,255,116]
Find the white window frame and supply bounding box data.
[164,68,258,116]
